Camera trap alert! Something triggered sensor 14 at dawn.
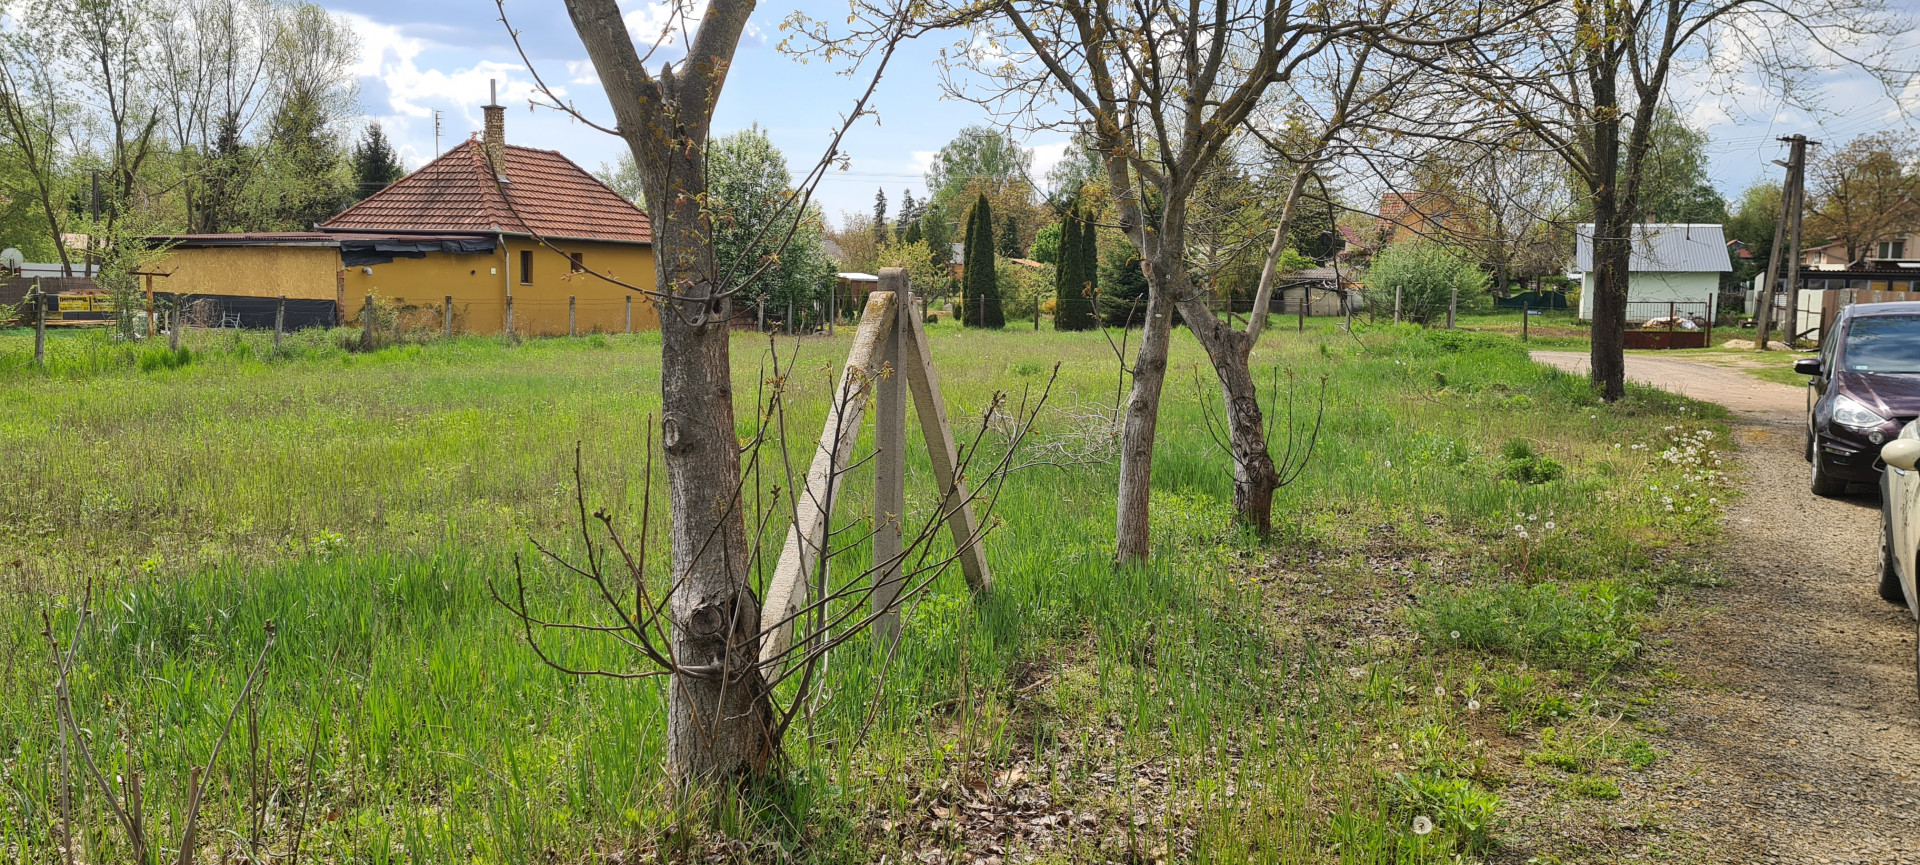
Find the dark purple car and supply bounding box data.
[1800,301,1920,496]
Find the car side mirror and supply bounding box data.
[1883,439,1920,471]
[1793,358,1822,377]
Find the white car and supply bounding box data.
[1877,432,1920,695]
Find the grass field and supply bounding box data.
[1,318,1732,862]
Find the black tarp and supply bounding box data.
[158,294,338,330]
[339,236,496,267]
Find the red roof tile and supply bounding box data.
[323,140,651,245]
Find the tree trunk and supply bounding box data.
[1114,258,1173,565]
[1585,68,1628,402]
[1179,293,1278,536]
[562,0,775,782]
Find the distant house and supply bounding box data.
[1573,223,1732,323]
[148,97,657,334]
[1802,231,1920,270]
[1373,192,1467,246]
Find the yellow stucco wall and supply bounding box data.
[155,246,340,301]
[344,238,657,335]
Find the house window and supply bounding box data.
[520,250,533,284]
[1877,240,1907,260]
[569,252,584,273]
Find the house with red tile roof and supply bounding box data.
[147,98,657,335]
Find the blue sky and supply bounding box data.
[338,0,1918,226]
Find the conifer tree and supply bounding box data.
[1054,208,1097,330]
[963,194,1004,327]
[999,213,1022,258]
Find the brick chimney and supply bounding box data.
[483,79,508,182]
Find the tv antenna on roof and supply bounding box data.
[433,109,443,155]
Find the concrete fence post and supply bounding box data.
[274,294,286,350]
[32,289,45,369]
[505,295,514,336]
[444,295,453,338]
[569,295,577,337]
[625,294,633,333]
[1393,285,1402,324]
[1446,286,1457,329]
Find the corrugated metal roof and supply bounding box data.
[1575,223,1731,273]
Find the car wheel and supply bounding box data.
[1880,517,1906,604]
[1811,450,1848,497]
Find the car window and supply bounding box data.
[1842,315,1920,373]
[1821,318,1841,373]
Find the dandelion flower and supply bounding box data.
[1544,521,1555,530]
[1467,700,1481,711]
[1450,630,1461,640]
[1412,815,1434,835]
[1434,685,1447,697]
[1384,459,1393,468]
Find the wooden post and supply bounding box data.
[1521,302,1529,342]
[32,288,45,369]
[872,269,909,644]
[145,274,156,338]
[625,294,633,333]
[444,295,454,337]
[787,298,794,335]
[1447,286,1457,329]
[569,295,577,337]
[1296,286,1304,333]
[362,294,374,348]
[1704,298,1713,347]
[827,281,836,337]
[760,290,899,666]
[900,290,994,597]
[1343,290,1352,330]
[1393,285,1402,324]
[274,295,286,350]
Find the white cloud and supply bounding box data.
[618,0,762,59]
[909,150,937,174]
[1028,140,1070,187]
[343,12,555,166]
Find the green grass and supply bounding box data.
[0,317,1732,862]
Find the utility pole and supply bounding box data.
[1757,135,1811,351]
[1781,135,1815,349]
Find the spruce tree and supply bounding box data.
[351,123,405,202]
[999,213,1022,258]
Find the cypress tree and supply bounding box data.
[964,194,1004,327]
[960,201,978,325]
[999,213,1022,258]
[1078,214,1098,311]
[1053,209,1095,331]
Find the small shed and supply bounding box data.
[1574,224,1732,323]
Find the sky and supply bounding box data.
[334,0,1920,226]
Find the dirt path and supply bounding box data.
[1533,350,1920,863]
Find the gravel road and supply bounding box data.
[1534,350,1920,863]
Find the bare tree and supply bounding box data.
[816,0,1523,559]
[1439,0,1909,399]
[1805,132,1920,265]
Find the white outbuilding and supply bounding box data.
[1573,223,1732,323]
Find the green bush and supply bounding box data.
[1365,241,1491,324]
